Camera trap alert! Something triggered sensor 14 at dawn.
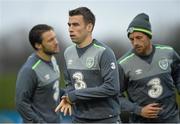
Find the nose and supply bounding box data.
[132,39,139,46]
[68,25,74,33]
[54,38,58,45]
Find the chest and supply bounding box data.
[125,53,173,81]
[34,62,60,87]
[65,46,104,71]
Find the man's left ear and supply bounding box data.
[87,23,93,32]
[35,43,42,50]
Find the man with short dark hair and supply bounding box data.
[55,7,120,123]
[118,13,180,123]
[16,24,62,123]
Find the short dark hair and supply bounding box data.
[69,7,96,31]
[29,24,54,50]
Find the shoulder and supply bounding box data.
[118,50,134,65]
[154,44,176,57]
[20,54,43,73]
[18,63,36,80]
[93,39,114,55]
[154,44,174,51]
[64,44,76,55]
[16,55,39,87]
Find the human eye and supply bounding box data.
[73,23,80,27]
[67,23,71,27]
[137,36,143,40]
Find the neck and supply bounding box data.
[36,51,52,61]
[77,35,93,48]
[145,43,153,56]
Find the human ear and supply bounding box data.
[87,23,93,32]
[35,43,42,50]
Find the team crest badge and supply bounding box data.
[86,57,94,68]
[158,58,169,70]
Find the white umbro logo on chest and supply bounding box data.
[44,74,50,80]
[68,59,73,65]
[135,69,142,75]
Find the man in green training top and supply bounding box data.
[16,24,62,123]
[118,13,180,123]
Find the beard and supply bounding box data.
[44,50,58,55]
[42,45,59,55]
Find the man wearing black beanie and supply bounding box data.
[127,13,152,39]
[118,13,180,123]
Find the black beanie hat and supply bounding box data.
[127,13,152,39]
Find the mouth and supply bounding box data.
[135,47,141,50]
[70,35,76,38]
[54,45,60,51]
[135,46,142,52]
[135,45,142,49]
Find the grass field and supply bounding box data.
[0,73,17,109]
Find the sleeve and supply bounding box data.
[15,67,45,123]
[171,50,180,94]
[60,88,65,98]
[63,62,75,93]
[67,48,120,103]
[118,64,142,115]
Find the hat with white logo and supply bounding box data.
[127,13,152,39]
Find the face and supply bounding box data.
[129,32,151,55]
[40,30,59,55]
[68,15,91,45]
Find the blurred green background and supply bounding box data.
[0,0,180,122]
[0,73,16,110]
[0,72,66,110]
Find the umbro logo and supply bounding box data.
[135,69,142,75]
[44,74,50,80]
[68,59,73,65]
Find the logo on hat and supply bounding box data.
[158,58,169,70]
[127,27,134,33]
